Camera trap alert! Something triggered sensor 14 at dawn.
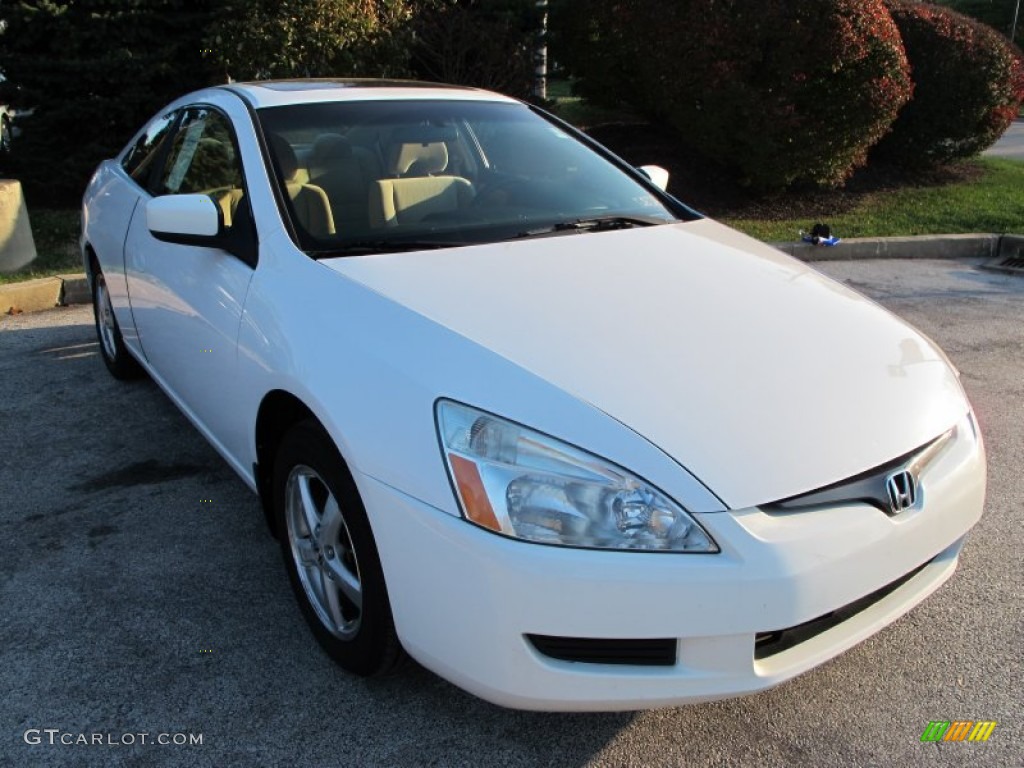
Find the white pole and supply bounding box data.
[534,0,549,100]
[1012,0,1021,45]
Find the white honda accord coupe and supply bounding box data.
[81,79,985,711]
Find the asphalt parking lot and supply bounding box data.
[1,258,1021,768]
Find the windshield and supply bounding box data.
[256,99,693,255]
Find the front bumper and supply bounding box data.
[357,419,985,711]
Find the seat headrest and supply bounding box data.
[309,134,356,181]
[312,133,353,163]
[323,138,353,163]
[312,132,344,155]
[391,142,448,176]
[269,134,299,183]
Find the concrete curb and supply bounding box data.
[0,276,64,314]
[1,233,1020,316]
[770,233,1002,261]
[1,273,90,315]
[59,274,92,305]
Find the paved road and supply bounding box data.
[1,259,1021,768]
[984,119,1024,159]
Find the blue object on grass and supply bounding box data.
[802,234,842,246]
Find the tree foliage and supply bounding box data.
[556,0,913,190]
[875,1,1024,168]
[0,0,546,203]
[408,0,542,99]
[205,0,413,81]
[550,0,636,108]
[0,0,219,203]
[934,0,1021,45]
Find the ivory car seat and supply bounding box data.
[369,176,474,228]
[310,138,375,233]
[271,135,335,237]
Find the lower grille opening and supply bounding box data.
[755,559,932,660]
[527,635,677,666]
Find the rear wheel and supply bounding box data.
[273,420,402,676]
[92,266,142,380]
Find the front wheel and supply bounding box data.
[273,420,403,676]
[92,266,142,380]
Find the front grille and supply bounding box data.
[763,430,951,516]
[754,559,931,659]
[527,635,677,666]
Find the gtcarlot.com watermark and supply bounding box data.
[24,728,203,747]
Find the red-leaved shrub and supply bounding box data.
[875,1,1024,168]
[556,0,913,189]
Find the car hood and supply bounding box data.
[323,219,968,509]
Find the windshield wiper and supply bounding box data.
[311,240,467,257]
[516,214,670,239]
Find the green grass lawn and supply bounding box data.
[724,158,1024,241]
[0,208,81,285]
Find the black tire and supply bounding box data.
[91,265,143,380]
[273,420,402,676]
[0,117,10,154]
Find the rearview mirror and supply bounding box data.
[637,165,670,192]
[147,194,221,239]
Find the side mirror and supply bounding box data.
[145,193,257,267]
[144,192,256,268]
[146,194,221,240]
[637,165,670,192]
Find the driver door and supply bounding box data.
[124,106,256,458]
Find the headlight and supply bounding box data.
[436,400,718,552]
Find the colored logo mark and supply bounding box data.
[921,720,997,742]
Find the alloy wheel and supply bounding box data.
[285,465,363,640]
[95,276,119,362]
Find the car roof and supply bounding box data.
[223,79,519,109]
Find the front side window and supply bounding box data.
[257,99,693,255]
[121,111,177,186]
[157,107,246,231]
